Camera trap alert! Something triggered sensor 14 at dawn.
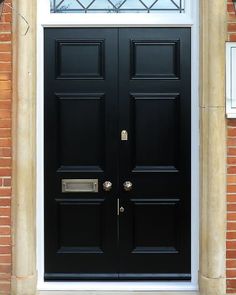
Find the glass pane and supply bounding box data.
[50,0,185,13]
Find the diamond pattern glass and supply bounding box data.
[50,0,185,13]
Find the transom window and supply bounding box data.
[50,0,185,13]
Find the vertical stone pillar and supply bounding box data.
[11,0,37,294]
[199,0,227,294]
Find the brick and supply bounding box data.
[228,222,236,230]
[228,3,236,12]
[0,237,11,245]
[228,138,236,146]
[0,207,10,217]
[0,188,11,196]
[0,228,10,235]
[227,259,236,268]
[0,148,11,157]
[0,255,11,264]
[0,44,11,53]
[2,2,13,13]
[227,279,236,288]
[228,23,236,32]
[230,34,236,42]
[0,273,10,281]
[3,178,11,187]
[0,63,11,72]
[0,169,11,177]
[227,269,236,277]
[228,157,236,165]
[0,100,11,110]
[228,213,236,221]
[227,241,236,249]
[228,185,236,193]
[0,24,11,32]
[0,199,10,206]
[228,175,236,183]
[227,250,236,259]
[0,187,11,197]
[0,118,11,128]
[0,246,11,254]
[228,127,236,137]
[1,13,12,23]
[228,204,236,212]
[0,34,11,42]
[228,120,236,127]
[0,81,11,90]
[0,121,11,129]
[228,195,236,202]
[228,13,236,21]
[0,282,10,293]
[0,53,11,63]
[0,159,11,168]
[0,138,11,147]
[0,129,11,138]
[0,73,11,81]
[0,90,11,100]
[0,217,11,226]
[228,166,236,174]
[228,148,236,156]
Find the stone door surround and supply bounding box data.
[11,0,227,294]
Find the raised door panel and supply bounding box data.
[56,40,105,79]
[57,94,105,171]
[130,40,180,79]
[131,93,180,172]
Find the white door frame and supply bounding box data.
[36,0,199,291]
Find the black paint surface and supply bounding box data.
[44,28,191,281]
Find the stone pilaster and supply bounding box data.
[199,0,227,294]
[11,0,37,294]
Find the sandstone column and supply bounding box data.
[199,0,227,294]
[11,0,37,294]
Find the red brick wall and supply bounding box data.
[0,1,12,295]
[227,1,236,293]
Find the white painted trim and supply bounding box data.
[39,0,194,26]
[226,42,236,118]
[36,0,199,292]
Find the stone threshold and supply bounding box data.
[37,291,200,295]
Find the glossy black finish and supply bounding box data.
[44,28,191,281]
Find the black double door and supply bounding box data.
[44,28,191,281]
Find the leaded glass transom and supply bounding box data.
[50,0,185,13]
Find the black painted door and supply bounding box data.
[44,28,191,281]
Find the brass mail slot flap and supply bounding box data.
[62,179,98,193]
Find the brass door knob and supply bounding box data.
[123,181,133,191]
[103,181,112,192]
[119,206,125,213]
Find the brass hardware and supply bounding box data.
[121,130,128,141]
[62,179,98,193]
[123,181,133,191]
[103,181,112,192]
[117,198,120,216]
[119,206,125,213]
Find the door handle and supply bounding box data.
[123,181,133,191]
[103,181,112,192]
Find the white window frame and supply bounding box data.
[36,0,199,291]
[226,42,236,118]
